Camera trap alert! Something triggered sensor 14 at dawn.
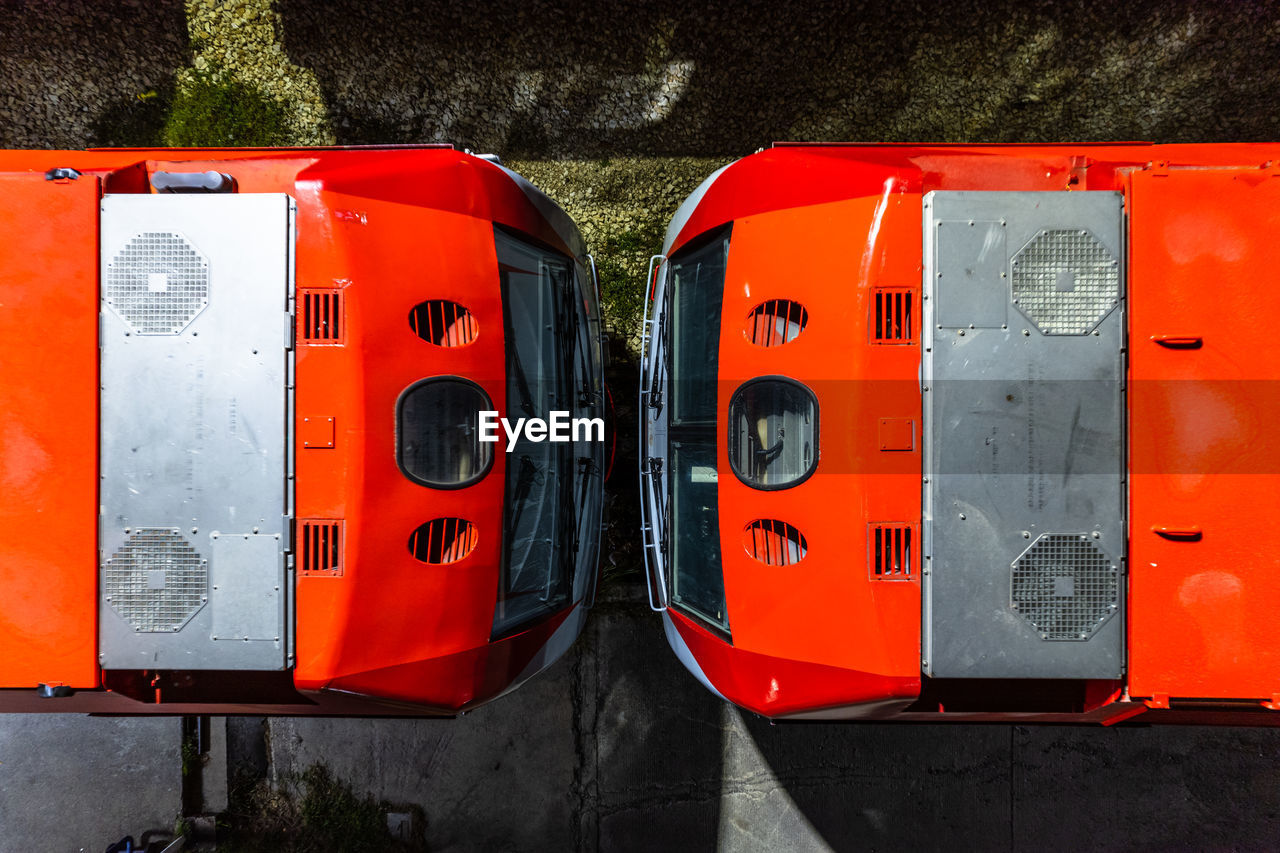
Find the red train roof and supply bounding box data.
[0,147,597,713]
[652,143,1280,719]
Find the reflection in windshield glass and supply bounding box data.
[493,228,576,637]
[666,227,731,632]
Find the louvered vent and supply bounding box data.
[745,299,807,346]
[104,528,207,632]
[870,523,913,579]
[300,289,343,343]
[409,300,478,347]
[743,519,808,566]
[409,518,478,564]
[299,519,343,576]
[1012,534,1118,640]
[872,289,913,343]
[104,232,209,334]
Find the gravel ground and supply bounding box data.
[184,0,332,144]
[0,0,187,148]
[279,0,1280,155]
[5,1,1280,153]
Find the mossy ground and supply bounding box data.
[219,764,423,852]
[163,64,291,147]
[507,157,730,348]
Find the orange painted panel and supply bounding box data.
[1129,169,1280,701]
[716,194,922,679]
[0,173,100,688]
[293,197,509,687]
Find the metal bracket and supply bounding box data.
[1144,692,1171,709]
[36,682,74,698]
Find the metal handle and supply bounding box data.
[1151,335,1203,349]
[1152,525,1203,541]
[640,256,663,403]
[645,253,664,300]
[586,253,600,302]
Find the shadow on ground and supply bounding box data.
[278,0,1280,156]
[0,0,186,148]
[260,586,1280,852]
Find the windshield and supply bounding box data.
[493,227,603,637]
[665,226,731,632]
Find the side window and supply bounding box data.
[396,377,493,489]
[727,377,818,490]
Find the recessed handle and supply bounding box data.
[1152,525,1202,541]
[1151,335,1203,349]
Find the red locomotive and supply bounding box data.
[0,146,605,714]
[642,143,1280,723]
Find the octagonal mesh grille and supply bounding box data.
[1011,534,1117,641]
[105,232,209,334]
[104,528,207,632]
[1011,229,1118,334]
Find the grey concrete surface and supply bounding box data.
[267,648,585,852]
[0,715,181,852]
[204,718,228,816]
[262,588,1280,852]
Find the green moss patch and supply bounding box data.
[507,156,731,350]
[220,764,422,852]
[163,64,290,147]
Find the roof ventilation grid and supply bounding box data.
[743,519,808,566]
[103,528,208,632]
[869,523,913,579]
[1011,533,1118,640]
[409,518,478,564]
[409,300,478,347]
[1011,229,1119,334]
[871,288,913,343]
[299,519,344,576]
[104,232,209,334]
[745,299,807,346]
[300,289,344,343]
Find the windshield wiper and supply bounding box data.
[649,300,668,412]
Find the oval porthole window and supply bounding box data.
[743,519,808,566]
[396,377,494,489]
[728,377,818,490]
[409,300,478,347]
[745,299,807,346]
[408,518,478,564]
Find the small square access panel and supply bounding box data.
[878,418,915,451]
[300,416,335,449]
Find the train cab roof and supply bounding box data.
[644,142,1280,722]
[0,146,605,714]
